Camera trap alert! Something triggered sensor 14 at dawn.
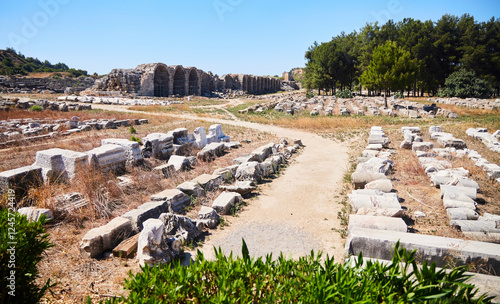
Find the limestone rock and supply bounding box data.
[176,181,206,198]
[219,181,256,196]
[235,161,264,182]
[137,219,181,267]
[168,155,191,171]
[198,206,220,229]
[348,214,407,232]
[365,179,393,193]
[160,213,202,244]
[212,191,243,215]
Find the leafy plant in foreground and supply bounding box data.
[103,240,492,303]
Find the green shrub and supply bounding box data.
[438,69,492,99]
[394,92,405,99]
[29,105,43,112]
[129,126,137,134]
[103,241,492,304]
[0,209,54,303]
[336,89,353,98]
[305,91,315,99]
[130,135,142,145]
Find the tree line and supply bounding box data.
[0,48,88,77]
[303,14,500,98]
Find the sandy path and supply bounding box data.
[91,103,350,261]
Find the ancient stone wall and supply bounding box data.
[90,63,285,97]
[0,75,95,94]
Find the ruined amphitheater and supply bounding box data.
[91,63,284,97]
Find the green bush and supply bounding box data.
[0,209,54,303]
[394,92,405,99]
[305,91,315,99]
[336,89,353,98]
[29,105,43,112]
[130,135,142,145]
[103,241,492,304]
[129,126,137,134]
[438,69,492,99]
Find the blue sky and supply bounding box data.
[0,0,498,76]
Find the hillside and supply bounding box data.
[0,48,88,77]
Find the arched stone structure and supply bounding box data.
[154,65,169,97]
[188,68,200,95]
[173,66,186,96]
[93,62,286,96]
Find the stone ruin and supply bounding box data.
[89,63,284,97]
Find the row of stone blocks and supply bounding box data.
[0,124,231,198]
[403,126,500,244]
[345,126,500,300]
[79,140,300,261]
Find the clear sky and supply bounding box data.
[0,0,498,76]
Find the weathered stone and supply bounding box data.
[197,142,226,161]
[213,164,239,178]
[414,211,426,218]
[212,191,243,215]
[356,207,404,217]
[86,144,127,172]
[193,127,207,149]
[137,219,181,267]
[168,155,191,171]
[0,166,42,197]
[101,138,143,165]
[412,142,434,152]
[441,185,477,200]
[429,126,442,134]
[235,161,264,182]
[80,217,132,258]
[198,206,220,229]
[400,140,412,149]
[17,207,53,222]
[437,137,467,149]
[451,220,500,234]
[219,180,256,196]
[122,201,168,233]
[233,155,254,165]
[447,208,479,220]
[345,228,500,274]
[351,172,388,189]
[401,127,420,134]
[365,179,393,193]
[251,143,276,162]
[34,148,88,182]
[176,181,206,198]
[160,213,202,244]
[153,164,176,179]
[347,192,401,212]
[348,215,407,232]
[142,133,174,159]
[191,174,223,191]
[207,124,229,143]
[150,188,191,214]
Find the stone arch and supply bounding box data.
[188,68,199,95]
[173,66,186,96]
[153,64,169,97]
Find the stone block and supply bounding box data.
[34,148,88,182]
[193,127,207,149]
[86,144,127,172]
[101,138,143,165]
[168,155,191,171]
[212,191,242,215]
[441,185,477,200]
[122,202,166,233]
[80,217,132,258]
[235,161,264,183]
[347,192,401,212]
[345,228,500,273]
[191,174,223,191]
[356,207,404,217]
[153,164,176,179]
[198,206,220,229]
[412,142,434,152]
[251,143,276,162]
[447,208,479,220]
[150,188,191,214]
[142,133,174,159]
[348,214,407,232]
[0,166,42,197]
[207,124,229,143]
[219,181,256,196]
[176,181,206,198]
[364,179,393,193]
[197,142,226,161]
[437,137,467,149]
[17,207,53,221]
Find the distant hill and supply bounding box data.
[0,48,88,77]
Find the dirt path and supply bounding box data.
[91,103,350,261]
